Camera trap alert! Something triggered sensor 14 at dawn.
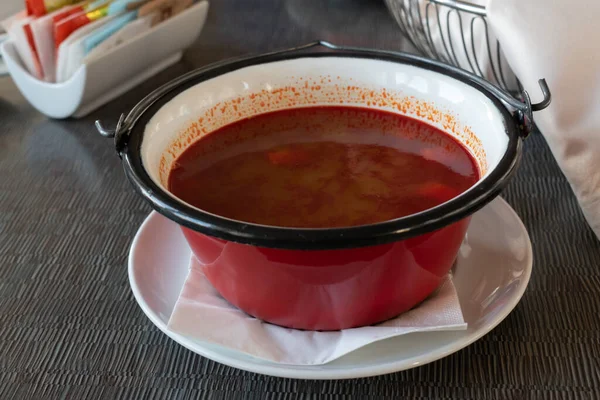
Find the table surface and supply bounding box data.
[1,1,600,399]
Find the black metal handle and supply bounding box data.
[95,114,126,155]
[95,40,551,149]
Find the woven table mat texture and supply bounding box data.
[1,0,599,398]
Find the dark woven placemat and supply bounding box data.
[1,0,599,398]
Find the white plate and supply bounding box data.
[129,197,532,379]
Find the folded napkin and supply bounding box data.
[487,0,600,239]
[168,256,467,366]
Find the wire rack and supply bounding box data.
[384,0,517,94]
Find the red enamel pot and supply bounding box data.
[98,41,550,330]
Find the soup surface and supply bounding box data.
[168,106,479,228]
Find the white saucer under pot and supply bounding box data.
[128,197,532,380]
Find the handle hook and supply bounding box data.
[95,113,127,154]
[530,78,551,112]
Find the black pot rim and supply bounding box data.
[120,43,523,250]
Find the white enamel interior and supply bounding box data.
[141,57,509,193]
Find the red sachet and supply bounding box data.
[25,0,80,17]
[53,4,108,50]
[22,23,42,78]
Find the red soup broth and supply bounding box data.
[168,106,479,228]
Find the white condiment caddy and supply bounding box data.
[0,1,209,119]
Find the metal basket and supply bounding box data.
[385,0,546,106]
